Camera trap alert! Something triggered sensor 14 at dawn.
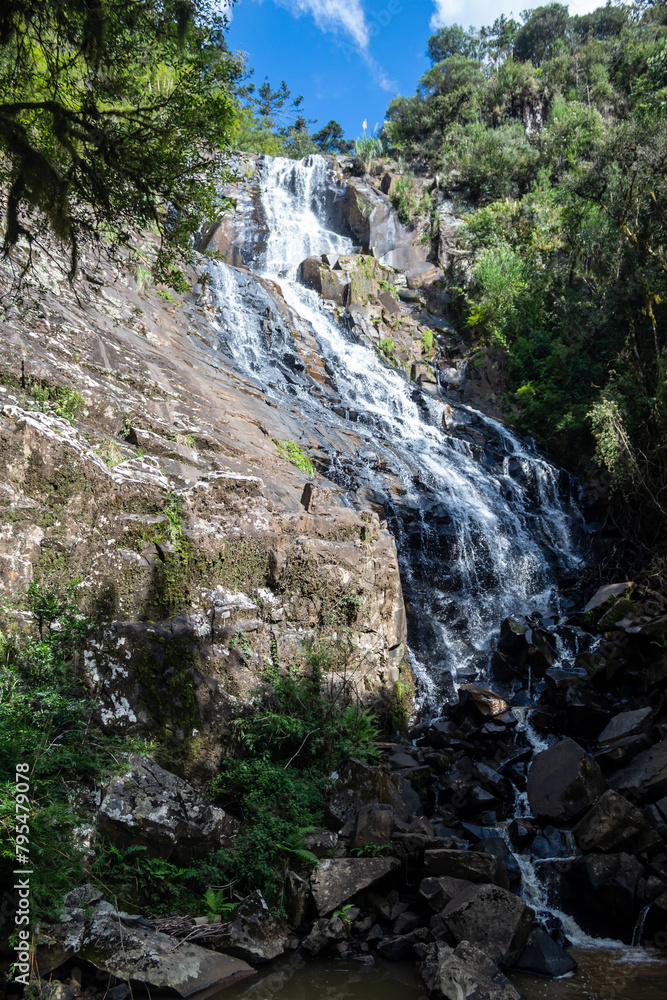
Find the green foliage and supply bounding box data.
[391,175,419,225]
[203,888,237,922]
[29,383,85,423]
[208,643,381,905]
[272,438,316,477]
[422,329,435,355]
[354,134,383,174]
[313,120,354,155]
[0,0,239,280]
[448,120,539,201]
[0,581,148,924]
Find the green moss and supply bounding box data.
[386,662,416,733]
[272,438,316,478]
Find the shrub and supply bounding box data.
[272,438,316,477]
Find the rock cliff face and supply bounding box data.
[0,208,407,781]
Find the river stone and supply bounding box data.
[420,941,526,1000]
[41,907,254,996]
[424,849,503,885]
[514,931,577,978]
[573,789,659,854]
[458,684,511,719]
[350,803,395,849]
[98,755,238,862]
[302,915,348,955]
[583,582,634,613]
[608,740,667,804]
[527,738,607,822]
[310,857,398,916]
[442,884,535,965]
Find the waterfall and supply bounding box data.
[208,154,583,705]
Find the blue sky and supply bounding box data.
[224,0,606,140]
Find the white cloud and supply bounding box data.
[264,0,370,49]
[430,0,610,31]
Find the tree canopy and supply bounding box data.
[0,0,239,279]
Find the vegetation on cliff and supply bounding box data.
[385,1,667,533]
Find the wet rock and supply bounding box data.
[310,857,398,916]
[530,826,573,860]
[297,256,324,292]
[222,890,289,964]
[573,789,660,854]
[514,930,577,978]
[420,876,473,911]
[479,838,521,889]
[561,853,647,941]
[376,931,426,960]
[393,910,422,935]
[640,892,667,949]
[608,740,667,804]
[442,884,535,965]
[424,849,503,885]
[564,689,614,741]
[458,684,511,720]
[508,819,537,850]
[420,941,526,1000]
[527,738,607,823]
[97,755,238,862]
[37,906,255,996]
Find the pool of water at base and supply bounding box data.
[218,948,667,1000]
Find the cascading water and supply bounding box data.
[209,155,584,704]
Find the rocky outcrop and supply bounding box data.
[218,891,289,964]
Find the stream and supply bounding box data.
[207,155,666,996]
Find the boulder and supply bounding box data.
[310,856,398,916]
[284,871,308,929]
[639,892,667,949]
[583,582,634,613]
[37,904,254,996]
[302,828,339,858]
[561,853,647,941]
[97,755,238,862]
[302,915,348,955]
[221,890,289,964]
[458,684,511,719]
[514,931,577,978]
[442,884,535,965]
[420,876,473,912]
[350,803,395,850]
[527,738,606,823]
[424,849,503,885]
[608,740,667,804]
[479,837,521,889]
[598,707,653,746]
[573,789,660,854]
[297,256,323,292]
[420,941,526,1000]
[324,758,421,830]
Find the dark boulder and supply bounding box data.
[573,789,660,854]
[350,804,394,850]
[479,837,521,889]
[442,884,535,965]
[420,875,473,912]
[527,738,607,823]
[324,758,422,830]
[608,740,667,804]
[424,849,503,885]
[310,856,398,916]
[420,940,527,1000]
[514,930,577,978]
[222,890,289,964]
[561,853,647,942]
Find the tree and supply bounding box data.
[428,24,483,63]
[241,76,306,130]
[313,120,354,155]
[514,3,572,66]
[1,1,240,281]
[281,117,319,159]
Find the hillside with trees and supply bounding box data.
[383,1,667,539]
